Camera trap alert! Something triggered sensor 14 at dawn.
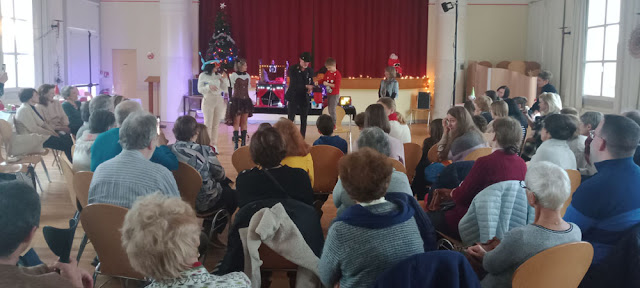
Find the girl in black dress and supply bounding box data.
[225,58,254,150]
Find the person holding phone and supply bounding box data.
[285,52,314,138]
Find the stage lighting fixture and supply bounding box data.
[441,2,454,12]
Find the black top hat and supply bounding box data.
[300,52,312,63]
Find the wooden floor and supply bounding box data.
[30,122,429,287]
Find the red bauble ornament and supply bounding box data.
[147,52,155,60]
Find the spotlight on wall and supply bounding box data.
[441,2,454,12]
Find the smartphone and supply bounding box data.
[156,116,161,135]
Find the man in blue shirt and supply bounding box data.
[564,114,640,264]
[313,114,348,154]
[90,100,177,171]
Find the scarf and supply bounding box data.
[388,113,399,121]
[336,192,437,251]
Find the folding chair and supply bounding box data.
[231,146,256,173]
[403,143,422,184]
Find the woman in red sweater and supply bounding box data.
[445,117,527,238]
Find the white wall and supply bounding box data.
[2,0,98,104]
[100,1,200,112]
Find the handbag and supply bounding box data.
[427,188,454,212]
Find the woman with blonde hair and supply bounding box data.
[273,118,314,186]
[121,193,250,287]
[437,106,486,162]
[378,66,399,99]
[475,95,493,123]
[522,92,563,161]
[377,97,411,143]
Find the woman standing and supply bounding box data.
[197,59,229,153]
[60,86,83,135]
[379,66,399,99]
[225,58,253,150]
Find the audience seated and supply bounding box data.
[412,119,444,199]
[564,114,640,265]
[274,118,315,186]
[565,114,589,174]
[472,115,488,133]
[318,148,436,288]
[333,127,412,216]
[235,126,314,208]
[171,116,237,215]
[504,98,528,139]
[474,95,493,123]
[73,110,115,171]
[121,193,250,288]
[579,112,604,177]
[428,117,526,238]
[356,104,405,163]
[530,70,558,115]
[622,110,640,167]
[522,92,562,161]
[313,114,348,154]
[484,90,499,103]
[464,100,476,117]
[76,95,113,139]
[15,88,73,160]
[378,97,411,143]
[354,112,365,131]
[484,101,509,141]
[530,114,577,169]
[88,112,179,208]
[36,84,70,134]
[90,100,178,172]
[218,127,321,274]
[497,85,510,100]
[60,86,83,136]
[513,97,528,113]
[437,106,486,162]
[0,181,93,288]
[467,162,581,288]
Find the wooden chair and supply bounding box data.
[70,144,75,159]
[562,169,581,217]
[172,161,230,262]
[80,204,146,284]
[478,61,493,68]
[496,61,510,69]
[0,119,51,189]
[310,145,343,194]
[389,158,407,175]
[427,145,439,163]
[259,245,298,288]
[73,171,93,208]
[323,106,353,150]
[403,143,422,184]
[60,156,91,263]
[512,242,593,288]
[463,147,493,161]
[232,146,256,173]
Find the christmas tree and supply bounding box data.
[205,3,238,71]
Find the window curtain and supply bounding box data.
[198,0,428,77]
[563,0,587,110]
[617,0,640,111]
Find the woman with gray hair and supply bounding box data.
[333,127,412,216]
[466,161,581,288]
[60,86,83,135]
[122,193,250,287]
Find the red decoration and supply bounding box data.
[387,53,403,76]
[147,52,155,60]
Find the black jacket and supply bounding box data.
[214,198,324,275]
[285,64,314,101]
[580,223,640,288]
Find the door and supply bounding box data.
[112,49,137,102]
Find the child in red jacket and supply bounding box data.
[321,58,342,125]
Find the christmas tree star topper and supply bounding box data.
[220,2,226,9]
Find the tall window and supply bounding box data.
[1,0,34,89]
[583,0,620,98]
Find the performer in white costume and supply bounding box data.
[197,54,230,153]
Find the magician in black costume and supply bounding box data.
[285,52,315,138]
